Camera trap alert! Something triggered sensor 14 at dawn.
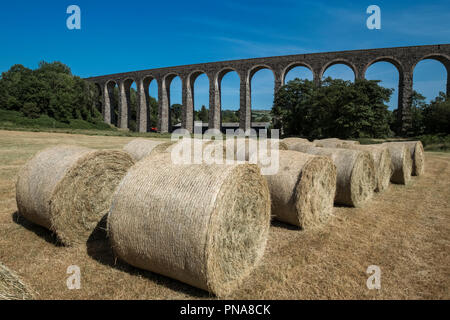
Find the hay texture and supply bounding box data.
[16,145,134,246]
[314,138,359,148]
[123,138,175,161]
[0,263,34,300]
[160,138,215,163]
[381,143,412,184]
[263,150,336,228]
[314,140,344,148]
[291,145,375,207]
[107,153,271,297]
[385,141,424,176]
[341,144,392,193]
[281,137,312,150]
[234,138,288,161]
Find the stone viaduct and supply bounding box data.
[85,44,450,135]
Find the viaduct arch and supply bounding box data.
[86,44,450,135]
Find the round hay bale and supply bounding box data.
[313,140,344,148]
[107,153,271,297]
[123,138,175,161]
[342,140,360,145]
[314,138,359,147]
[16,145,135,246]
[262,150,336,228]
[386,141,424,176]
[158,138,222,164]
[381,143,412,185]
[235,138,288,161]
[341,144,392,193]
[291,145,375,207]
[282,137,311,149]
[0,263,34,300]
[405,141,425,176]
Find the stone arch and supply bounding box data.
[320,59,358,80]
[363,56,404,78]
[364,57,404,113]
[105,79,119,126]
[281,61,314,84]
[188,69,209,84]
[248,64,275,82]
[162,72,181,88]
[140,75,158,131]
[412,53,450,71]
[411,53,450,100]
[413,53,450,97]
[216,67,241,84]
[186,70,210,131]
[162,72,182,132]
[248,65,276,128]
[212,67,241,130]
[119,77,137,131]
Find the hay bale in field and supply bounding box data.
[262,150,336,228]
[291,145,375,207]
[381,143,412,184]
[281,137,311,149]
[385,141,424,176]
[107,153,271,297]
[161,138,214,161]
[0,263,34,300]
[314,140,344,148]
[341,144,392,193]
[234,138,288,161]
[123,138,175,161]
[16,145,135,246]
[342,140,360,145]
[314,138,359,148]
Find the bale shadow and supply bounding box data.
[271,220,301,231]
[11,211,63,246]
[86,216,210,299]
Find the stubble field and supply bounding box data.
[0,130,448,299]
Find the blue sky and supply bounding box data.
[0,0,449,111]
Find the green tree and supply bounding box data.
[0,61,102,126]
[422,92,450,134]
[409,91,427,136]
[272,78,393,139]
[197,105,209,123]
[171,104,182,126]
[22,102,40,119]
[148,96,159,128]
[221,109,239,122]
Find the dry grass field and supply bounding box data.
[0,130,449,299]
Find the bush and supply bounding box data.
[417,134,450,151]
[422,93,450,135]
[0,109,115,131]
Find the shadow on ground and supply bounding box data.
[11,211,63,247]
[86,216,210,299]
[271,220,301,231]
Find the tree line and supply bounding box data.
[272,77,449,139]
[1,61,447,136]
[0,62,102,124]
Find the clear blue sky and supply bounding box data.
[0,0,449,111]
